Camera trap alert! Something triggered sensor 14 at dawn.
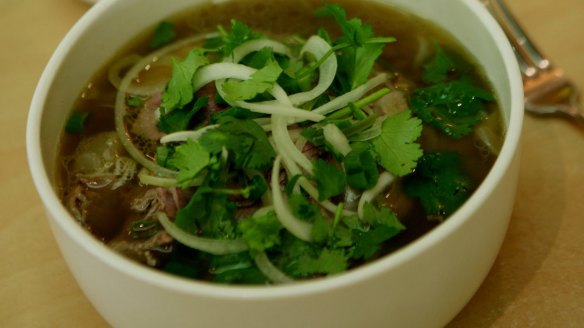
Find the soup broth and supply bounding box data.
[59,0,503,284]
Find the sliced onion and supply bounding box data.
[228,39,293,63]
[138,169,206,188]
[115,71,177,176]
[160,124,219,144]
[157,212,248,255]
[193,62,256,90]
[475,125,502,156]
[288,35,337,105]
[138,170,178,188]
[193,63,324,121]
[254,251,293,284]
[118,33,218,97]
[271,115,313,174]
[108,54,142,91]
[357,172,395,219]
[322,123,351,156]
[271,156,313,241]
[236,101,324,122]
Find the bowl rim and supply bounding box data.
[26,0,524,300]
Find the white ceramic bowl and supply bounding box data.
[27,0,523,327]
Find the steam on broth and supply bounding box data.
[59,0,504,284]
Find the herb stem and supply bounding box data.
[327,88,390,121]
[296,37,395,80]
[332,202,345,231]
[342,115,377,137]
[201,186,252,198]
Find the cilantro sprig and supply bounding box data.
[161,48,209,112]
[199,117,275,170]
[216,19,263,58]
[403,151,474,221]
[411,44,494,139]
[315,4,396,93]
[372,110,423,177]
[221,56,283,102]
[150,21,176,49]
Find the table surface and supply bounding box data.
[1,0,583,327]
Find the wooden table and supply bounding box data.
[1,0,582,326]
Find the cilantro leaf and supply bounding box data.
[352,225,394,260]
[200,117,275,170]
[168,139,210,188]
[316,4,394,92]
[329,224,354,248]
[274,234,348,277]
[126,95,144,107]
[163,245,201,279]
[311,212,332,244]
[311,159,346,201]
[149,21,176,49]
[372,111,423,176]
[240,46,275,69]
[351,43,384,89]
[343,143,379,190]
[155,145,175,169]
[361,201,404,229]
[411,80,493,139]
[315,4,371,48]
[65,111,90,134]
[287,193,331,243]
[246,175,268,201]
[288,193,322,222]
[295,248,348,276]
[273,234,316,277]
[403,151,474,221]
[162,48,209,111]
[157,97,208,133]
[421,42,457,84]
[175,188,237,239]
[221,57,282,102]
[210,107,265,123]
[351,203,405,260]
[238,210,282,252]
[218,19,262,58]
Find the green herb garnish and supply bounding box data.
[372,111,423,176]
[403,151,474,220]
[65,111,90,134]
[150,21,176,49]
